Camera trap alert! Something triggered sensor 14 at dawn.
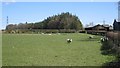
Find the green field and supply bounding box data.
[2,33,115,66]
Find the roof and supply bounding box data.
[103,24,110,27]
[85,24,111,29]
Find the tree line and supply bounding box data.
[6,12,83,30]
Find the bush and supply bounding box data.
[59,29,76,33]
[101,40,113,51]
[45,29,59,33]
[101,38,120,56]
[79,30,86,33]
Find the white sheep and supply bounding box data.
[67,39,72,43]
[100,36,109,42]
[89,35,93,39]
[100,38,105,42]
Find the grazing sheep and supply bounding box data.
[89,35,93,39]
[101,37,107,42]
[67,39,72,43]
[100,36,109,42]
[100,38,104,42]
[48,34,52,35]
[41,33,44,34]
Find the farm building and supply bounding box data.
[113,19,120,31]
[85,24,112,35]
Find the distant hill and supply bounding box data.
[6,12,83,30]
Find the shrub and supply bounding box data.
[79,30,86,33]
[101,38,120,56]
[59,29,76,33]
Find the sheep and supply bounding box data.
[41,33,44,34]
[67,39,72,43]
[100,38,104,42]
[89,35,93,39]
[100,37,106,42]
[48,34,52,35]
[100,36,109,43]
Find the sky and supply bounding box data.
[1,2,118,29]
[1,0,120,2]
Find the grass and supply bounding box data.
[2,33,115,66]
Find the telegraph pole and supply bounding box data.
[103,20,105,25]
[118,1,120,22]
[6,16,9,25]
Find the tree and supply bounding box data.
[6,12,83,30]
[40,12,83,30]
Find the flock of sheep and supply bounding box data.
[66,35,110,44]
[66,35,106,43]
[42,32,112,44]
